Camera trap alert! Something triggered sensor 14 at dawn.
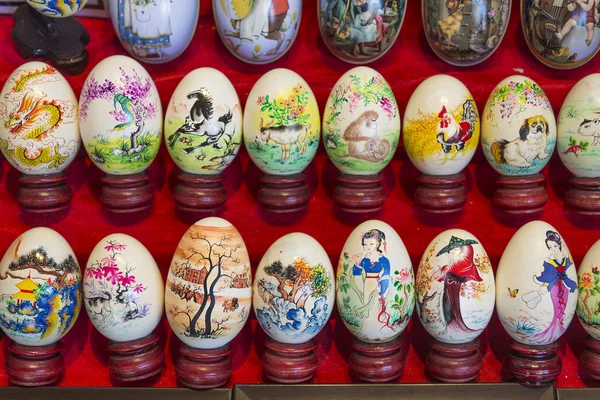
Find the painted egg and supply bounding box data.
[253,233,335,344]
[0,227,81,346]
[26,0,86,18]
[318,0,406,64]
[84,234,164,342]
[323,67,400,175]
[522,0,600,69]
[403,75,479,175]
[481,75,556,176]
[416,229,495,344]
[243,69,320,175]
[496,221,577,346]
[576,239,600,340]
[423,0,511,66]
[558,74,600,177]
[213,0,302,64]
[165,217,252,349]
[0,61,80,175]
[110,0,198,64]
[164,68,242,174]
[336,220,414,343]
[79,55,163,175]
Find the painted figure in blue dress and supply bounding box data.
[117,0,173,59]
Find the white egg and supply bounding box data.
[79,55,163,175]
[165,217,252,349]
[164,68,243,174]
[0,62,80,175]
[576,239,600,341]
[84,234,164,342]
[323,67,400,175]
[0,227,82,346]
[403,75,479,175]
[254,232,334,344]
[336,220,414,343]
[496,221,577,346]
[481,75,556,176]
[416,229,495,344]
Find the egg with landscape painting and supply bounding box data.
[26,0,85,18]
[0,227,81,346]
[496,221,577,345]
[336,220,414,343]
[576,239,600,340]
[254,232,335,344]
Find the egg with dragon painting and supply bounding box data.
[26,0,86,18]
[0,61,80,175]
[0,227,82,346]
[79,55,162,175]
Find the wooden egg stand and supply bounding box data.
[502,340,562,386]
[564,176,600,215]
[413,173,468,214]
[175,343,232,388]
[348,335,406,382]
[333,174,386,214]
[5,340,64,386]
[106,333,164,382]
[425,338,482,383]
[257,173,311,213]
[99,171,154,214]
[262,337,318,383]
[580,336,600,380]
[17,172,73,213]
[173,172,227,213]
[493,174,548,215]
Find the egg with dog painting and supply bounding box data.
[481,75,556,176]
[243,69,320,175]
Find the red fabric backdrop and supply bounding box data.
[0,0,598,389]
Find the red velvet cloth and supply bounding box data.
[0,0,597,389]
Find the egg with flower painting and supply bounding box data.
[403,75,479,176]
[84,234,164,342]
[243,69,320,175]
[576,239,600,340]
[323,67,400,175]
[336,220,414,343]
[165,217,252,349]
[254,233,335,344]
[0,227,81,346]
[496,221,577,345]
[26,0,85,17]
[416,229,494,344]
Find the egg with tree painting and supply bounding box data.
[576,238,600,341]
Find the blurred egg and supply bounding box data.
[79,55,162,175]
[318,0,406,64]
[577,239,600,340]
[165,217,252,349]
[110,0,199,64]
[416,229,494,344]
[496,221,577,345]
[243,69,320,175]
[84,234,164,342]
[0,61,80,175]
[26,0,85,17]
[423,0,510,66]
[323,67,400,175]
[164,68,242,174]
[403,75,479,175]
[481,76,556,176]
[0,227,81,346]
[558,74,600,177]
[522,1,600,69]
[336,220,414,343]
[213,0,302,64]
[253,233,334,344]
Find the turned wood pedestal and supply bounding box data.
[262,337,318,383]
[414,173,467,214]
[175,344,231,389]
[107,333,164,382]
[425,338,482,383]
[333,173,385,213]
[257,173,311,213]
[18,172,72,213]
[580,336,600,380]
[100,172,154,213]
[348,336,405,382]
[5,341,63,386]
[493,174,548,215]
[564,177,600,215]
[173,171,227,213]
[503,340,561,386]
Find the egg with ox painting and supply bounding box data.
[576,239,600,341]
[0,227,82,346]
[26,0,86,18]
[416,229,495,344]
[0,61,80,175]
[496,221,577,345]
[336,220,414,343]
[84,234,164,342]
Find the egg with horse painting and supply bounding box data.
[84,234,164,342]
[416,229,494,344]
[254,233,335,344]
[496,221,577,345]
[576,239,600,340]
[0,227,82,346]
[336,220,414,343]
[243,69,320,175]
[26,0,86,18]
